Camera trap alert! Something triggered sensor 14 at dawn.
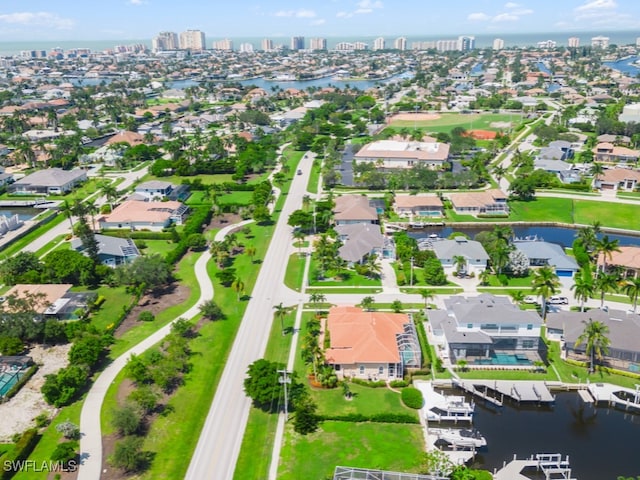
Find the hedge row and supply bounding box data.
[0,428,40,480]
[2,364,38,402]
[414,320,431,368]
[319,413,419,424]
[350,378,387,388]
[165,205,212,265]
[212,182,257,192]
[102,230,174,240]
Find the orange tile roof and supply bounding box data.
[5,284,72,313]
[598,246,640,270]
[324,306,408,364]
[99,200,182,224]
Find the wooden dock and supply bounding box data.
[494,453,576,480]
[577,389,594,404]
[456,380,555,404]
[588,382,640,411]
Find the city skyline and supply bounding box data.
[1,0,640,42]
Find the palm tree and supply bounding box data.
[509,290,525,306]
[531,266,561,321]
[576,225,598,255]
[209,241,229,268]
[453,255,467,276]
[574,319,610,373]
[245,244,257,264]
[309,292,326,313]
[491,242,511,275]
[479,268,491,286]
[231,278,245,301]
[364,253,382,279]
[292,229,306,255]
[100,181,119,210]
[273,302,289,335]
[594,272,619,308]
[419,289,435,309]
[360,296,374,312]
[595,235,621,273]
[590,162,604,177]
[60,199,75,231]
[571,269,594,312]
[492,164,507,183]
[622,276,640,313]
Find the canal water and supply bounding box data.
[467,391,640,479]
[0,208,38,222]
[409,225,640,249]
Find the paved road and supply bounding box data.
[77,246,214,480]
[185,154,313,480]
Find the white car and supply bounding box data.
[548,296,569,305]
[524,296,538,304]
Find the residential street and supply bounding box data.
[184,154,313,480]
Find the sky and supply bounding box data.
[1,0,640,42]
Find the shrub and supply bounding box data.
[35,413,50,428]
[401,387,424,409]
[50,441,78,465]
[111,403,143,436]
[389,379,409,388]
[320,413,419,424]
[56,420,80,440]
[350,378,387,388]
[0,428,39,479]
[110,436,149,473]
[138,311,155,322]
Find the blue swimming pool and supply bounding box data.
[0,367,27,397]
[474,353,532,366]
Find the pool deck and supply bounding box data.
[455,379,555,403]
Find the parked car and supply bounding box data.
[548,296,569,305]
[524,296,538,304]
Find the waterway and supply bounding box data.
[604,56,640,76]
[466,391,640,479]
[0,208,38,222]
[409,225,640,249]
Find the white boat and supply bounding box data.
[430,428,487,448]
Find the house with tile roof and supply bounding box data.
[333,195,379,226]
[98,200,189,231]
[9,168,86,195]
[593,168,640,192]
[597,246,640,278]
[324,306,421,381]
[354,139,450,170]
[335,223,384,264]
[446,189,508,216]
[431,237,489,275]
[393,194,444,218]
[592,143,640,164]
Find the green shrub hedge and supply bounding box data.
[0,428,40,479]
[350,378,387,388]
[401,387,424,409]
[320,413,419,424]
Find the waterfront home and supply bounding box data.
[4,284,95,321]
[446,189,509,216]
[354,138,450,170]
[333,195,378,226]
[547,308,640,373]
[106,130,146,147]
[431,237,489,275]
[71,234,140,267]
[133,180,189,201]
[592,142,640,164]
[9,168,86,195]
[592,168,640,192]
[324,306,421,381]
[98,200,189,231]
[596,245,640,277]
[335,223,384,265]
[428,294,544,365]
[393,194,444,218]
[513,239,579,277]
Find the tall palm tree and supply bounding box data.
[60,199,75,231]
[571,269,594,312]
[595,235,621,273]
[574,319,610,374]
[491,242,511,275]
[309,292,326,314]
[419,289,435,309]
[453,255,467,276]
[100,181,119,210]
[590,162,604,177]
[594,272,619,308]
[509,290,525,306]
[492,164,507,183]
[273,302,289,335]
[531,266,561,321]
[621,276,640,313]
[231,278,245,301]
[364,253,382,279]
[576,225,598,256]
[292,229,306,255]
[245,245,257,264]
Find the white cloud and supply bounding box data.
[504,2,520,7]
[0,11,74,30]
[274,9,316,18]
[575,0,616,12]
[468,12,490,21]
[337,0,382,19]
[492,13,519,22]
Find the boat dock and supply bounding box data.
[577,389,593,404]
[493,453,576,480]
[455,380,555,404]
[0,199,57,209]
[415,380,475,423]
[587,382,640,411]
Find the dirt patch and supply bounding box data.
[467,129,497,140]
[389,112,441,122]
[207,213,244,231]
[114,283,190,339]
[490,121,512,129]
[100,434,121,480]
[0,344,70,442]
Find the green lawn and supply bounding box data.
[306,159,321,195]
[185,191,211,204]
[139,239,177,258]
[308,258,381,287]
[484,273,535,287]
[278,421,425,480]
[217,190,254,205]
[83,285,135,332]
[306,287,383,294]
[388,112,519,133]
[34,234,69,258]
[144,174,235,185]
[507,198,575,223]
[284,254,307,291]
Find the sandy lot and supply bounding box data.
[390,112,442,122]
[490,121,512,128]
[0,344,70,441]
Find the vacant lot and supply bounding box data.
[389,112,519,134]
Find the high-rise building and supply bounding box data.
[568,37,580,48]
[636,37,640,48]
[152,31,179,52]
[492,38,504,50]
[213,38,234,51]
[290,36,305,50]
[394,37,407,51]
[436,39,458,52]
[179,30,206,51]
[591,36,609,48]
[353,42,368,51]
[261,38,274,51]
[537,40,557,49]
[373,37,386,51]
[310,38,327,50]
[458,36,475,51]
[412,41,436,50]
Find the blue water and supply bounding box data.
[604,55,640,76]
[0,208,38,222]
[536,61,552,75]
[470,391,640,479]
[0,368,26,397]
[410,226,640,249]
[474,353,532,366]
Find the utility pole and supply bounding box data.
[278,369,292,421]
[410,256,414,287]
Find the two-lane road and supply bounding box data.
[185,154,314,479]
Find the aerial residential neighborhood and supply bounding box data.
[0,2,639,480]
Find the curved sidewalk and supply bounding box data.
[76,213,253,479]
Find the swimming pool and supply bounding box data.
[0,367,27,397]
[474,353,532,366]
[417,211,442,217]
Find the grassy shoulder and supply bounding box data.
[284,253,306,292]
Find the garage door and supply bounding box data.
[556,270,574,277]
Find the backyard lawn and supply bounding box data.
[278,421,425,480]
[388,112,520,133]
